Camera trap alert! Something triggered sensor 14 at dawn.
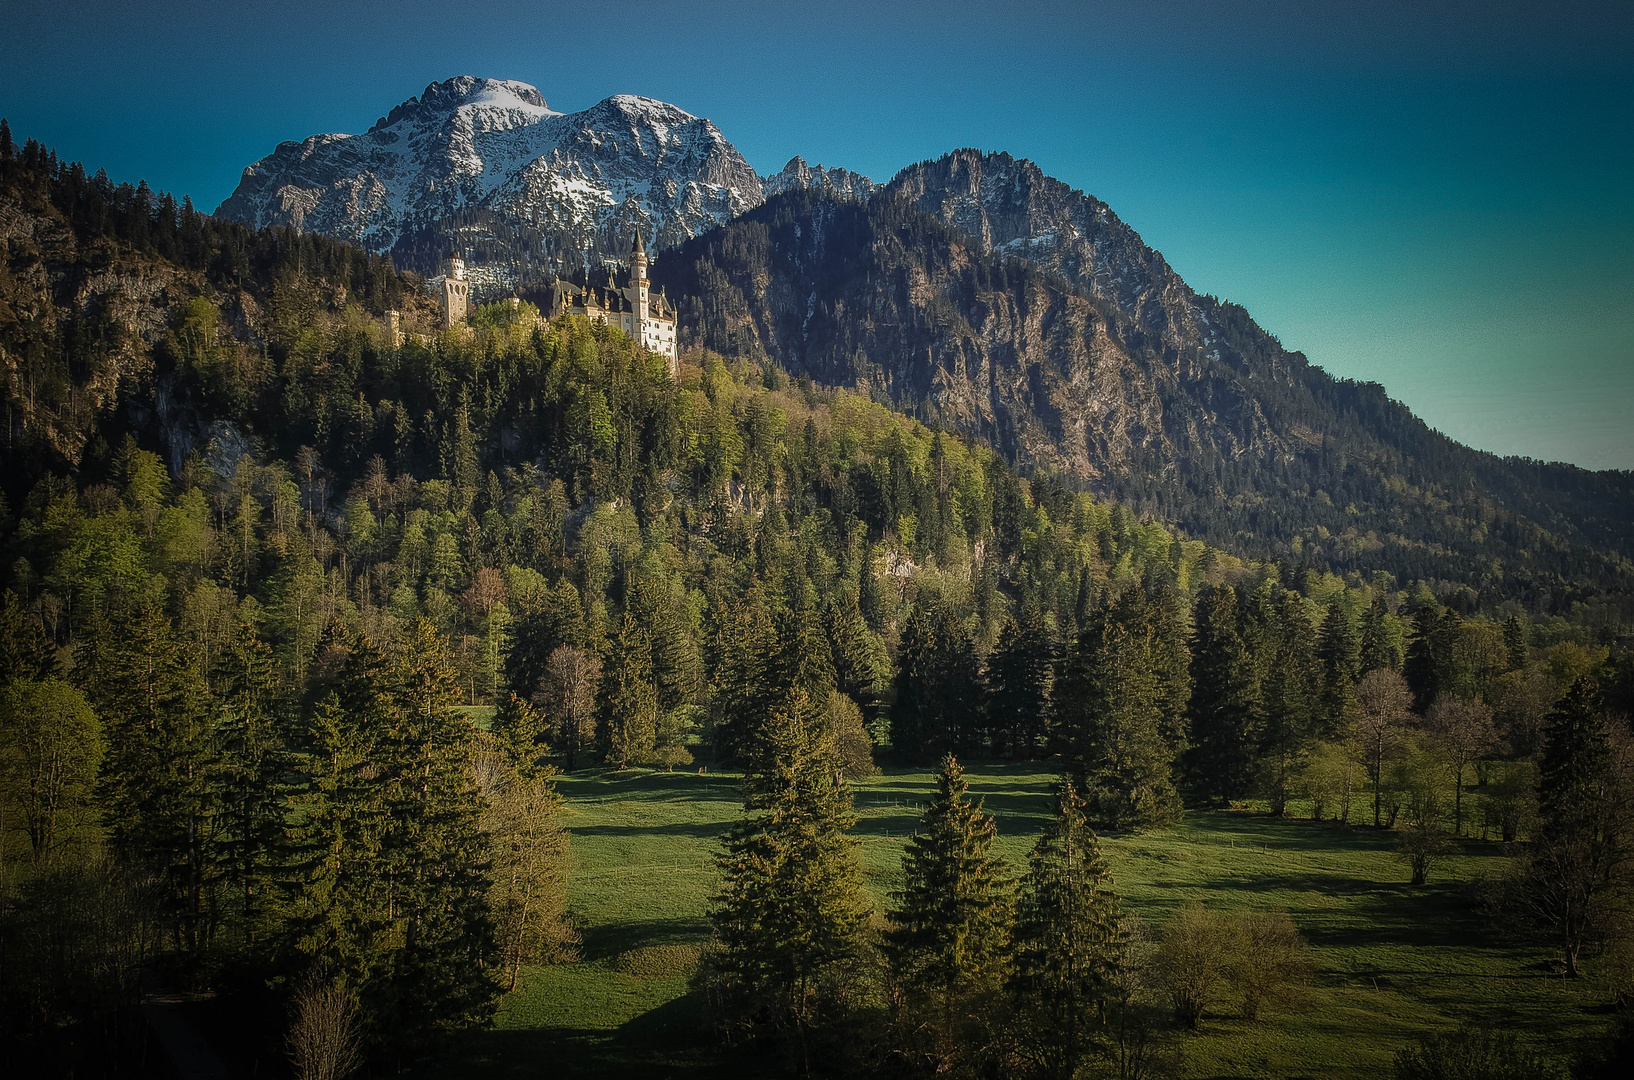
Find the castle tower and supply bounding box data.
[441,253,469,328]
[631,231,649,327]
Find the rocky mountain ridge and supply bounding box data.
[762,156,877,202]
[216,76,763,289]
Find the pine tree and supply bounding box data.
[886,754,1013,1073]
[1057,589,1185,830]
[827,590,889,708]
[491,691,549,778]
[1526,675,1627,977]
[1316,601,1358,737]
[1503,614,1529,674]
[91,603,220,949]
[1358,594,1397,674]
[985,613,1055,759]
[377,620,500,1037]
[1010,782,1121,1080]
[600,612,658,767]
[891,598,985,761]
[1186,586,1260,802]
[1258,591,1319,816]
[711,589,781,762]
[709,688,868,1068]
[289,624,500,1044]
[214,619,289,947]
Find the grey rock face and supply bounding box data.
[762,156,877,202]
[216,77,764,288]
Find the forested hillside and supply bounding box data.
[3,130,1633,1075]
[654,183,1634,619]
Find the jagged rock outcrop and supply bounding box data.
[762,156,876,202]
[216,77,764,289]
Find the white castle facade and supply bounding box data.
[431,235,679,374]
[546,233,678,370]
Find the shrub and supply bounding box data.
[1393,1025,1563,1079]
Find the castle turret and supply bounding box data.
[441,253,469,328]
[631,231,649,326]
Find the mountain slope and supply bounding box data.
[652,184,1634,610]
[216,76,763,288]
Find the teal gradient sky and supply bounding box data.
[4,0,1630,468]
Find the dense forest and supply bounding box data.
[3,127,1633,1077]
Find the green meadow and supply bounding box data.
[447,763,1616,1079]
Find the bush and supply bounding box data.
[1156,902,1229,1028]
[1393,1025,1564,1080]
[1226,909,1313,1021]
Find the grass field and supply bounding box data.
[442,763,1619,1079]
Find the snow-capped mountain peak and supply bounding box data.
[217,77,763,288]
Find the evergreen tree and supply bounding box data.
[600,612,658,768]
[827,590,889,708]
[711,589,781,762]
[709,688,868,1068]
[1057,589,1185,830]
[1009,782,1121,1080]
[376,620,500,1037]
[491,691,549,778]
[1316,601,1358,738]
[214,619,289,947]
[1258,591,1320,816]
[985,613,1056,759]
[1358,594,1397,675]
[91,603,220,949]
[891,598,985,761]
[1186,585,1260,802]
[886,754,1013,1074]
[1525,675,1628,977]
[289,624,500,1044]
[1503,614,1529,674]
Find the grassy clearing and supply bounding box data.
[441,763,1617,1079]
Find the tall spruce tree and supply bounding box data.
[289,624,499,1045]
[986,612,1056,759]
[1358,594,1397,675]
[1010,782,1121,1080]
[600,612,658,768]
[1527,676,1629,977]
[1258,591,1320,816]
[711,589,781,762]
[380,620,500,1037]
[1316,601,1359,737]
[891,598,985,761]
[92,603,220,949]
[1057,589,1185,830]
[214,618,289,947]
[1186,585,1260,802]
[886,754,1014,1074]
[709,687,868,1068]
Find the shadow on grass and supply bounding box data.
[578,918,714,961]
[439,999,783,1080]
[568,821,732,839]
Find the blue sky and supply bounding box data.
[4,0,1631,469]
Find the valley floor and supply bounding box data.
[443,763,1616,1079]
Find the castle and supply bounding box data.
[430,236,679,373]
[546,233,678,370]
[440,254,471,326]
